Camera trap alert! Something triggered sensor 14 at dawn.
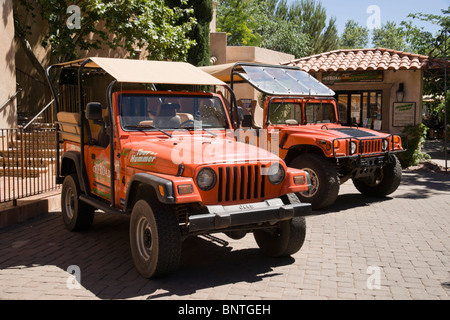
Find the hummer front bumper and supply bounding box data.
[188,198,312,233]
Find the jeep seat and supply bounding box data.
[153,103,181,129]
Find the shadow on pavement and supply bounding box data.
[0,211,294,300]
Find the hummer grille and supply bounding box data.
[361,139,382,154]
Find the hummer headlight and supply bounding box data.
[268,163,285,185]
[196,168,217,191]
[350,141,357,155]
[382,139,389,151]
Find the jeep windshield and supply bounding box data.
[119,93,230,131]
[305,102,337,124]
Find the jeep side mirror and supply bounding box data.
[86,102,103,121]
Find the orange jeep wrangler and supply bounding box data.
[46,58,312,278]
[202,63,405,210]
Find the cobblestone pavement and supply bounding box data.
[0,169,449,300]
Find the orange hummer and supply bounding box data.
[46,58,312,278]
[201,63,405,210]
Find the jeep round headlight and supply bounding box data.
[196,168,217,191]
[382,139,389,151]
[268,163,285,185]
[350,141,357,155]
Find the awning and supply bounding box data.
[53,57,227,86]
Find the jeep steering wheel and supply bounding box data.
[178,120,195,128]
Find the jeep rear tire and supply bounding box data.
[61,174,95,232]
[352,155,402,197]
[290,153,340,210]
[129,199,181,278]
[253,194,306,257]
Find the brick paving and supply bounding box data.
[0,168,449,300]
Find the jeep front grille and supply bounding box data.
[361,139,382,154]
[217,164,266,202]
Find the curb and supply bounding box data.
[0,190,61,229]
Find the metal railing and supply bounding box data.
[0,127,60,204]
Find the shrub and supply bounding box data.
[397,123,430,167]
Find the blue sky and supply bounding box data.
[286,0,448,38]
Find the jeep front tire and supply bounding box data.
[253,194,306,257]
[129,199,181,278]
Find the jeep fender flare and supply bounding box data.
[124,173,176,213]
[60,151,87,192]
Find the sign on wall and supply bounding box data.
[393,102,416,127]
[322,71,383,85]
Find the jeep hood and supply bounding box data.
[122,134,282,176]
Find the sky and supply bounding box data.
[286,0,448,40]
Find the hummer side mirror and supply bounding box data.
[86,102,103,121]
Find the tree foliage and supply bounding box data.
[372,21,407,51]
[277,0,339,55]
[166,0,213,66]
[14,0,197,80]
[339,20,369,49]
[216,0,337,58]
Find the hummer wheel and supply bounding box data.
[253,194,306,257]
[290,154,340,210]
[352,155,402,197]
[129,199,181,278]
[61,174,95,232]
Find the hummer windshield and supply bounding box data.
[268,102,302,125]
[119,93,230,131]
[305,102,336,124]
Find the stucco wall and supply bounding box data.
[0,0,17,129]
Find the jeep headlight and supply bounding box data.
[350,141,357,155]
[268,163,285,185]
[196,168,217,191]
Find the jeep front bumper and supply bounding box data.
[188,198,312,233]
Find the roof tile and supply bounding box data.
[284,48,431,72]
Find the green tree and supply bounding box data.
[216,0,261,46]
[166,0,213,66]
[217,0,335,57]
[401,8,449,99]
[277,0,339,55]
[14,0,196,81]
[372,21,407,51]
[339,20,369,49]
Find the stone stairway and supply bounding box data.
[0,129,58,178]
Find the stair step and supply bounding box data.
[0,157,56,168]
[0,149,59,158]
[0,167,49,178]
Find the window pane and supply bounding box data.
[350,94,361,124]
[338,95,348,124]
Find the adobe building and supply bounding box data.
[0,0,17,130]
[282,48,432,135]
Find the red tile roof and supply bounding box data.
[282,48,435,73]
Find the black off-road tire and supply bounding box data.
[129,199,181,279]
[61,174,95,232]
[253,194,306,257]
[353,155,402,197]
[290,153,340,210]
